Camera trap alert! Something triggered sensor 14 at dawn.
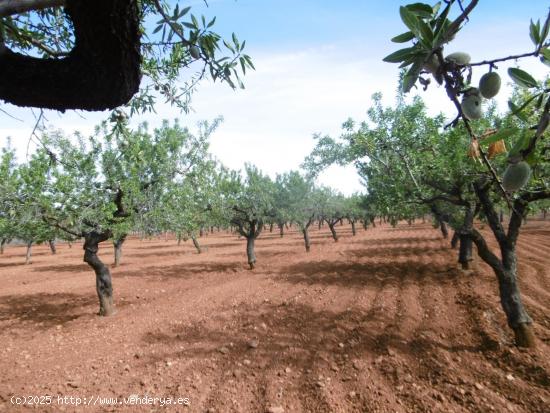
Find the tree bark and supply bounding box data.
[439,220,449,239]
[48,239,57,254]
[302,228,311,252]
[458,233,473,270]
[191,235,201,254]
[246,236,256,269]
[328,223,338,242]
[351,220,356,236]
[451,231,459,249]
[113,235,126,267]
[472,182,535,347]
[0,0,141,111]
[25,241,33,264]
[278,222,284,238]
[83,231,115,316]
[0,238,5,254]
[269,223,274,232]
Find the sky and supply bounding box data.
[1,0,549,194]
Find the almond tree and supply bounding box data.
[224,164,275,269]
[40,119,210,316]
[278,171,317,251]
[383,0,550,347]
[0,144,17,253]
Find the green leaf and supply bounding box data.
[402,58,423,93]
[399,6,419,34]
[529,19,541,46]
[480,128,517,146]
[508,67,538,88]
[383,47,417,63]
[179,6,191,18]
[417,19,433,47]
[391,31,415,43]
[540,48,550,66]
[508,100,529,122]
[508,134,531,158]
[405,3,434,18]
[541,16,550,43]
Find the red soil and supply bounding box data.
[0,221,549,412]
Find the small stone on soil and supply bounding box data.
[218,346,230,355]
[266,407,284,413]
[248,340,259,349]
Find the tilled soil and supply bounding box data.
[0,221,549,412]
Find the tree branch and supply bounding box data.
[0,0,65,18]
[470,228,503,272]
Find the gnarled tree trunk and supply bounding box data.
[351,220,356,236]
[278,222,284,238]
[472,182,535,347]
[25,241,33,264]
[48,239,57,255]
[113,235,126,267]
[327,222,339,242]
[451,231,459,249]
[191,235,202,254]
[83,231,115,316]
[246,236,256,269]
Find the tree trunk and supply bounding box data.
[0,238,5,254]
[199,227,204,237]
[362,220,367,230]
[370,217,376,228]
[269,223,274,232]
[48,239,57,255]
[83,231,115,316]
[177,233,182,246]
[451,231,459,249]
[439,221,449,239]
[328,223,338,242]
[351,220,356,236]
[472,182,535,347]
[303,228,311,252]
[25,241,33,264]
[458,233,473,270]
[497,256,535,347]
[278,222,284,238]
[113,235,126,267]
[339,219,344,226]
[318,220,322,230]
[191,235,202,254]
[68,241,73,249]
[246,236,256,269]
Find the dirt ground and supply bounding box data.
[0,220,549,413]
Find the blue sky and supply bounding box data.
[1,1,549,193]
